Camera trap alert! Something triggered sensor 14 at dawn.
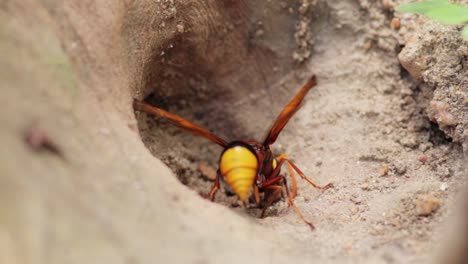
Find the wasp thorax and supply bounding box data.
[219,145,258,202]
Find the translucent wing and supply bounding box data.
[263,75,317,146]
[134,99,228,147]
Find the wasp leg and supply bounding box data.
[262,174,284,187]
[260,185,283,218]
[276,153,298,198]
[207,170,221,201]
[276,156,333,190]
[261,178,316,230]
[253,185,260,206]
[283,184,316,230]
[278,177,316,230]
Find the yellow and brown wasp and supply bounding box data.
[133,75,333,230]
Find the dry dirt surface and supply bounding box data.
[1,0,467,264]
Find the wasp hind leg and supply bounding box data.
[276,153,298,198]
[206,170,221,201]
[261,178,316,230]
[281,177,316,230]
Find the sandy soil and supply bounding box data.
[1,0,467,263]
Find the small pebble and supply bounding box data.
[418,155,428,164]
[399,137,418,149]
[418,143,431,152]
[198,163,217,181]
[176,23,185,33]
[369,227,385,236]
[350,195,362,204]
[361,183,370,191]
[391,218,401,228]
[393,161,407,175]
[390,18,400,30]
[440,183,449,191]
[415,194,440,216]
[436,165,451,179]
[378,164,389,176]
[350,206,360,215]
[255,29,264,37]
[382,0,394,10]
[363,40,372,50]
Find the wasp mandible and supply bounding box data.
[133,75,333,230]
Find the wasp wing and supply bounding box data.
[263,75,317,146]
[133,99,228,148]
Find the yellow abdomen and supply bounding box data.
[219,146,258,202]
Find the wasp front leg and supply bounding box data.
[260,184,284,218]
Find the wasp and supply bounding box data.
[133,75,333,230]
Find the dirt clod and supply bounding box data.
[392,161,407,175]
[378,164,390,176]
[390,18,400,30]
[198,163,217,181]
[415,194,441,217]
[418,154,428,164]
[435,165,451,179]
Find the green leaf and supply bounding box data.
[426,5,468,24]
[399,1,468,40]
[462,26,468,40]
[399,0,450,14]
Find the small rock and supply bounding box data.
[418,155,428,164]
[361,183,370,191]
[382,0,394,10]
[393,161,407,175]
[350,206,360,215]
[350,195,362,204]
[400,88,413,96]
[369,227,385,236]
[436,165,451,179]
[415,194,440,216]
[418,143,431,152]
[255,29,264,37]
[391,218,401,228]
[435,111,457,127]
[398,136,419,149]
[398,36,427,80]
[378,164,389,176]
[176,23,185,33]
[440,183,449,191]
[198,163,217,181]
[390,18,400,30]
[363,39,373,51]
[430,100,458,127]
